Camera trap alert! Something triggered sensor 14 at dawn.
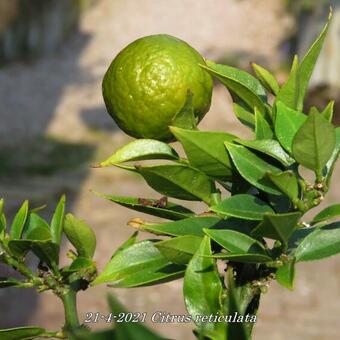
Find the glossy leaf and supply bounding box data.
[138,216,222,237]
[170,127,235,179]
[67,256,95,273]
[202,60,267,113]
[111,231,138,258]
[251,212,301,246]
[64,214,96,258]
[295,222,340,261]
[107,294,166,340]
[99,140,179,167]
[321,100,334,122]
[155,235,202,265]
[137,216,257,238]
[233,103,255,130]
[296,12,332,111]
[92,240,185,287]
[21,213,50,239]
[312,204,340,225]
[292,112,336,172]
[275,55,299,109]
[210,194,274,220]
[275,101,307,153]
[267,171,299,202]
[136,164,215,204]
[252,62,280,95]
[26,225,51,240]
[9,200,29,239]
[95,192,194,221]
[225,142,281,195]
[171,89,197,130]
[324,127,340,185]
[184,236,222,331]
[276,259,295,290]
[0,326,45,340]
[50,195,65,246]
[236,139,295,167]
[255,108,273,140]
[204,228,271,262]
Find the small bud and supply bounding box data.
[315,183,323,190]
[128,217,145,230]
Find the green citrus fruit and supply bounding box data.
[102,34,213,141]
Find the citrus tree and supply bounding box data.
[0,10,339,340]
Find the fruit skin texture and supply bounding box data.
[102,34,213,141]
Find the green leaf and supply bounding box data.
[210,194,274,221]
[266,171,299,202]
[50,195,65,246]
[251,212,301,246]
[111,231,138,258]
[275,101,307,153]
[312,204,340,225]
[107,294,166,340]
[295,222,340,261]
[0,326,46,340]
[67,256,95,273]
[92,240,185,287]
[255,108,273,140]
[0,278,21,288]
[204,229,271,263]
[233,103,255,130]
[170,127,235,179]
[171,89,197,130]
[236,139,295,167]
[136,216,257,237]
[26,225,51,240]
[99,140,179,167]
[321,100,334,122]
[9,237,59,268]
[252,63,280,95]
[136,216,223,237]
[225,142,281,195]
[292,112,336,173]
[276,259,296,290]
[30,240,59,268]
[184,236,222,331]
[324,127,340,185]
[296,11,332,111]
[224,268,253,340]
[155,235,203,265]
[276,55,299,109]
[0,198,5,238]
[21,213,50,239]
[72,329,116,340]
[135,164,215,204]
[10,200,29,239]
[94,192,194,221]
[202,60,267,113]
[64,214,96,258]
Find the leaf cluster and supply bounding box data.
[93,12,340,339]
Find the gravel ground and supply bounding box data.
[0,1,339,339]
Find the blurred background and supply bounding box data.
[0,1,339,339]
